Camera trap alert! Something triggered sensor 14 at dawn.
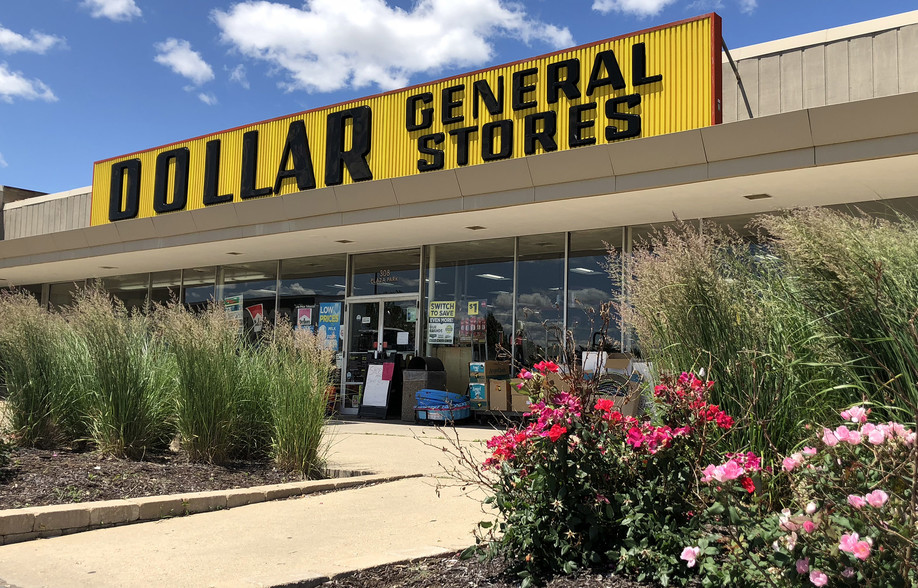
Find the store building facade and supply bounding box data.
[1,12,918,413]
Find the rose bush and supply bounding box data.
[477,369,737,587]
[687,406,917,587]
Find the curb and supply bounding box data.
[0,472,421,546]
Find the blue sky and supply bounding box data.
[1,0,916,194]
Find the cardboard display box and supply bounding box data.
[469,361,510,382]
[488,379,512,411]
[510,391,531,413]
[469,382,487,409]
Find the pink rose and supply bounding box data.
[867,428,886,445]
[700,464,716,483]
[842,406,867,424]
[796,558,809,574]
[719,460,744,482]
[680,546,700,568]
[835,426,851,442]
[846,430,863,445]
[803,520,816,534]
[853,540,871,560]
[847,494,867,509]
[809,570,828,586]
[782,456,799,472]
[802,446,817,456]
[821,428,838,447]
[839,532,859,553]
[865,489,888,508]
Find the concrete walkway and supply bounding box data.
[0,420,501,588]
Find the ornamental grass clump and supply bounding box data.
[155,301,242,463]
[265,324,333,476]
[475,366,738,587]
[0,290,89,448]
[66,286,175,458]
[619,221,850,457]
[757,209,918,420]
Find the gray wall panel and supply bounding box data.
[873,30,899,97]
[3,190,92,240]
[848,36,874,102]
[825,41,850,105]
[780,51,804,112]
[802,46,827,108]
[758,55,782,116]
[737,58,759,119]
[721,61,738,123]
[900,25,918,93]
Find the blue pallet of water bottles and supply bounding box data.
[415,389,471,421]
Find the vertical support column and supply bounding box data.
[511,237,519,368]
[621,226,633,353]
[144,273,153,314]
[274,259,282,329]
[425,245,436,357]
[562,232,570,362]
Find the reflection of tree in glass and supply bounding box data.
[485,311,505,360]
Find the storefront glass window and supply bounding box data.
[424,238,514,396]
[278,254,346,338]
[350,249,421,297]
[181,267,216,311]
[16,285,42,303]
[216,262,277,336]
[568,228,624,355]
[516,234,565,367]
[101,273,150,312]
[150,270,182,307]
[48,281,85,310]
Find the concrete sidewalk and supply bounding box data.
[0,420,501,588]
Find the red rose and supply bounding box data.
[741,476,755,494]
[547,424,567,442]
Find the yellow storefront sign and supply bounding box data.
[91,14,722,226]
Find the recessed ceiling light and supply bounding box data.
[336,239,354,244]
[100,266,118,270]
[465,225,487,230]
[477,273,509,281]
[226,252,244,256]
[743,193,772,200]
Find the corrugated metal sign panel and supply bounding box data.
[91,14,721,226]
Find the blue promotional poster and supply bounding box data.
[318,302,342,351]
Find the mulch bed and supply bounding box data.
[322,552,660,587]
[0,446,304,509]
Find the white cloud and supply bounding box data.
[602,0,757,16]
[592,0,677,17]
[0,153,7,168]
[198,92,217,105]
[737,0,757,14]
[213,0,573,93]
[0,25,65,54]
[81,0,142,22]
[154,38,214,86]
[0,63,56,103]
[228,64,249,89]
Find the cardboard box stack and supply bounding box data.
[469,361,510,410]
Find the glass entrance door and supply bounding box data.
[342,297,418,414]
